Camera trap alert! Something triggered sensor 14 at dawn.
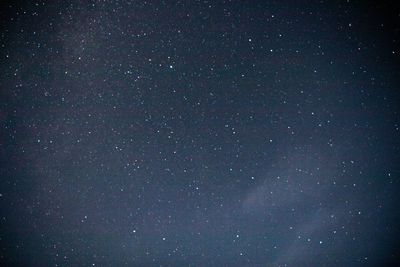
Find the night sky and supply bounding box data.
[1,1,400,266]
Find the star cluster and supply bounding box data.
[1,1,399,266]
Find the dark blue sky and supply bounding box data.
[1,1,400,266]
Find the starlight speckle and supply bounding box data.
[0,1,399,267]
